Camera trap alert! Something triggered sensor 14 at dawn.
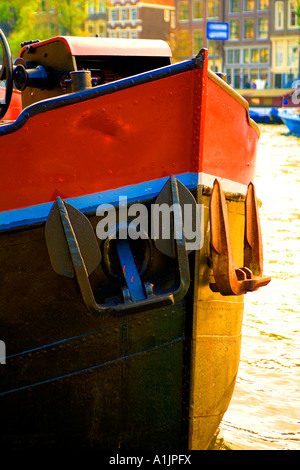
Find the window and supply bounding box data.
[250,97,260,104]
[251,48,259,62]
[244,49,249,63]
[228,50,234,64]
[234,49,240,63]
[288,1,299,28]
[131,8,138,20]
[171,11,176,28]
[193,30,203,55]
[98,25,105,37]
[193,1,203,20]
[243,69,250,88]
[178,30,190,57]
[258,0,269,10]
[230,20,239,39]
[178,1,189,21]
[260,69,268,81]
[230,0,240,13]
[250,69,259,83]
[207,0,218,18]
[121,8,129,21]
[226,68,232,85]
[274,73,282,87]
[260,48,269,63]
[275,2,284,30]
[244,19,254,38]
[258,18,269,39]
[227,49,240,64]
[287,41,298,65]
[98,1,106,13]
[234,69,241,88]
[251,49,259,64]
[110,9,119,21]
[244,0,255,11]
[275,41,284,67]
[88,0,95,15]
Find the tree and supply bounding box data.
[48,0,87,35]
[0,0,86,57]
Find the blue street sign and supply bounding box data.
[207,22,229,40]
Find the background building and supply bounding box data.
[224,0,271,89]
[84,0,107,37]
[270,0,300,87]
[1,0,300,89]
[106,0,175,40]
[171,1,300,89]
[173,0,223,69]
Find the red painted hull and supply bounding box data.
[0,62,259,213]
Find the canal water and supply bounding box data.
[213,123,300,450]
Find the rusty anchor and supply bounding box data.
[45,176,194,316]
[209,179,271,296]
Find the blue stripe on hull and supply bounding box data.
[0,172,198,231]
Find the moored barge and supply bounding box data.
[0,31,270,449]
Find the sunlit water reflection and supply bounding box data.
[215,124,300,450]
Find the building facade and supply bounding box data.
[270,0,300,87]
[106,0,175,41]
[223,0,271,89]
[84,0,107,37]
[174,0,223,69]
[4,0,299,90]
[171,1,300,90]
